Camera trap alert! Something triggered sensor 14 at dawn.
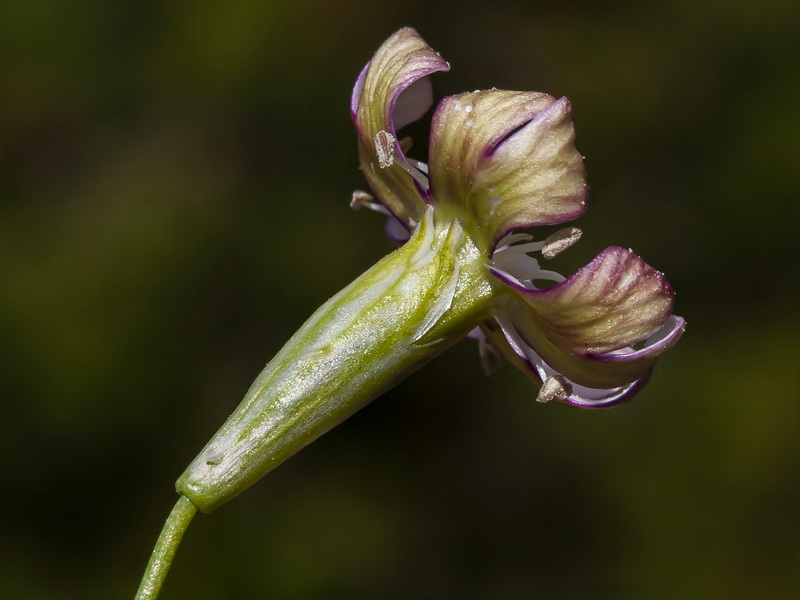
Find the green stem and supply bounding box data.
[135,495,197,600]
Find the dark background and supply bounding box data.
[1,1,798,598]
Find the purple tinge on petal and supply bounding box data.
[560,376,648,409]
[394,77,435,131]
[491,311,652,409]
[385,210,412,245]
[537,352,650,409]
[351,28,449,132]
[493,246,677,356]
[428,90,587,250]
[483,97,589,245]
[594,314,686,364]
[484,96,569,158]
[351,28,450,230]
[489,247,684,390]
[350,62,370,121]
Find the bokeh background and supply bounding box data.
[2,1,798,598]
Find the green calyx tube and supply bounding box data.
[176,208,496,512]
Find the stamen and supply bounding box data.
[395,158,430,189]
[536,375,572,403]
[373,130,430,189]
[350,189,377,210]
[495,233,533,251]
[533,269,566,284]
[374,130,396,168]
[541,227,582,259]
[490,228,575,288]
[506,241,545,255]
[494,313,640,409]
[399,136,413,153]
[490,254,541,289]
[406,158,429,174]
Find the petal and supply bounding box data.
[483,314,651,409]
[352,28,450,229]
[490,247,685,388]
[429,90,587,249]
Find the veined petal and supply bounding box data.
[429,90,587,249]
[351,28,450,229]
[490,247,685,388]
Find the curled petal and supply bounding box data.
[429,90,587,249]
[483,313,662,409]
[490,247,685,388]
[351,28,450,229]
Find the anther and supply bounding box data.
[541,227,582,260]
[350,189,375,210]
[374,130,396,168]
[536,375,572,403]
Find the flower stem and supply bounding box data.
[135,495,197,600]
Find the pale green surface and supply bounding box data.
[177,210,496,511]
[1,2,797,599]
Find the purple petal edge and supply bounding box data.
[483,96,569,158]
[490,246,672,301]
[496,313,652,410]
[351,28,450,132]
[483,97,589,247]
[351,29,449,213]
[592,315,685,363]
[560,374,649,409]
[350,62,370,121]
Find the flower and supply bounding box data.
[175,27,684,514]
[139,30,687,598]
[350,27,685,408]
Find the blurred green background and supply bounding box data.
[1,1,798,598]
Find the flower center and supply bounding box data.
[489,227,581,290]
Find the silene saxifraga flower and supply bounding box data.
[175,26,685,511]
[137,27,684,600]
